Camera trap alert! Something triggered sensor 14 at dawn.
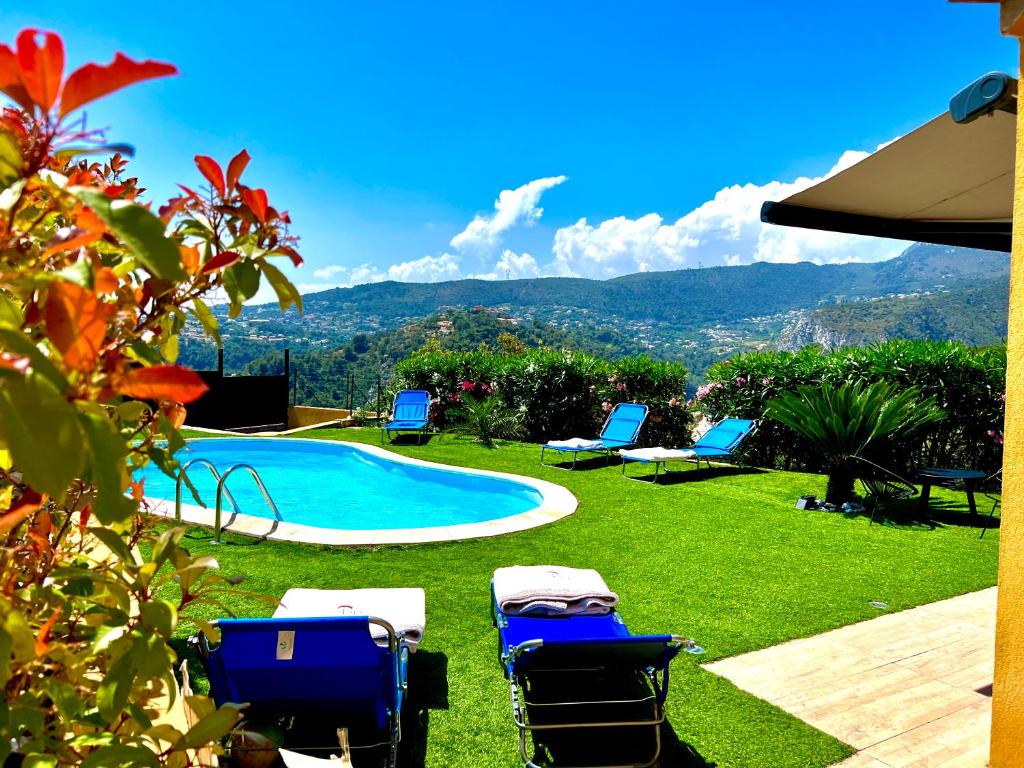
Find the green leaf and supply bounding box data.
[189,297,220,346]
[80,411,135,525]
[80,745,159,768]
[222,260,259,318]
[0,291,21,328]
[0,328,69,391]
[174,704,241,750]
[0,371,85,498]
[22,754,57,768]
[0,129,22,189]
[140,600,177,640]
[73,189,184,280]
[88,528,135,565]
[97,652,136,723]
[258,260,303,313]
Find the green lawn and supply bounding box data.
[172,427,999,768]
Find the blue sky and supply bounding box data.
[3,2,1017,294]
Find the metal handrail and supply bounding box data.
[174,458,240,522]
[213,463,282,543]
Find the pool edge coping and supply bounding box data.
[144,436,579,546]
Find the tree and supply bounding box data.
[0,29,302,765]
[497,331,526,355]
[767,381,944,504]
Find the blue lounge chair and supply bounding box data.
[197,616,408,767]
[492,581,685,768]
[619,417,757,481]
[540,402,649,469]
[381,389,431,444]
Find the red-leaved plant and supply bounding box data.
[0,29,302,765]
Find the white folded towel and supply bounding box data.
[493,565,618,616]
[545,438,604,450]
[274,587,426,651]
[619,447,696,462]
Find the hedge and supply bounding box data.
[696,340,1005,474]
[392,347,692,447]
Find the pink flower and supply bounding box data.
[762,377,775,387]
[460,380,475,391]
[615,381,627,392]
[668,396,680,407]
[735,376,747,387]
[601,400,613,413]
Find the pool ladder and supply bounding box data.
[174,459,283,543]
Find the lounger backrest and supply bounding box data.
[695,418,755,455]
[516,636,681,676]
[203,617,395,729]
[393,390,430,422]
[600,403,649,446]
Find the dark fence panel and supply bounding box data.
[186,349,290,431]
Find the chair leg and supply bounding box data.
[981,501,999,540]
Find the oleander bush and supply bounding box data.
[392,347,692,446]
[697,340,1005,474]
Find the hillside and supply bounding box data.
[778,280,1010,351]
[244,309,647,407]
[178,242,1010,385]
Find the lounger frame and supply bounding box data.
[494,598,683,768]
[196,616,407,768]
[619,418,759,483]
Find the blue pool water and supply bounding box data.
[139,438,545,530]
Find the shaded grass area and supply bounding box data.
[172,427,999,767]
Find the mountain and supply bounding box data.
[243,309,647,407]
[778,279,1009,351]
[178,242,1010,382]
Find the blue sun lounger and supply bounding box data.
[198,616,408,767]
[620,417,758,481]
[381,389,431,444]
[492,582,685,768]
[540,402,649,469]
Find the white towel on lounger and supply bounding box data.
[619,447,696,462]
[493,565,618,616]
[545,438,604,450]
[274,587,425,651]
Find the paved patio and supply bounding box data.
[705,588,996,767]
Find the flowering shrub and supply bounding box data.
[0,30,301,765]
[698,340,1005,473]
[394,348,692,446]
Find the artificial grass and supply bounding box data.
[172,427,999,768]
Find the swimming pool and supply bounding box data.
[141,438,577,545]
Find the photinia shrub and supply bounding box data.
[0,29,302,766]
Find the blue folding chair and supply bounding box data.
[540,403,649,469]
[381,390,431,444]
[688,418,758,473]
[492,583,685,768]
[198,616,408,767]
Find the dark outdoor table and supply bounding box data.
[915,467,988,515]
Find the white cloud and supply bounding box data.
[299,253,462,293]
[450,176,567,251]
[312,264,347,280]
[470,249,543,281]
[550,147,903,279]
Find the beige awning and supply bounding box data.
[761,109,1015,251]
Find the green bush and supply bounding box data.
[697,340,1005,474]
[392,348,692,446]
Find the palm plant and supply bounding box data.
[767,381,945,504]
[450,394,525,447]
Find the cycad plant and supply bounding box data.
[767,380,945,504]
[450,394,525,447]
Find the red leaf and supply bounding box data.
[119,365,208,404]
[94,267,118,293]
[176,184,201,202]
[179,244,200,275]
[226,149,250,191]
[16,29,63,112]
[59,53,177,117]
[0,489,45,535]
[242,187,268,224]
[44,281,113,373]
[194,155,225,197]
[0,45,31,110]
[277,245,303,267]
[200,250,241,274]
[34,607,61,657]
